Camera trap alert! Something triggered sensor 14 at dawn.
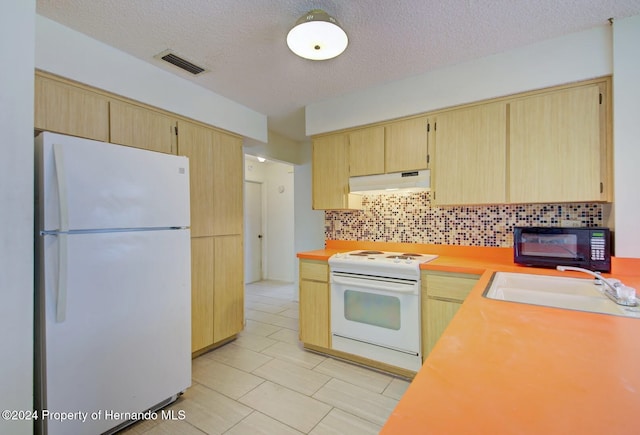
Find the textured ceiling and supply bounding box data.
[36,0,640,143]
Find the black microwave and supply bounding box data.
[514,227,611,272]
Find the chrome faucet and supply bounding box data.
[556,265,637,307]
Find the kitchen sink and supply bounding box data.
[484,272,640,318]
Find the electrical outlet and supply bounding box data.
[561,220,582,227]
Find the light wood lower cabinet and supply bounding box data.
[299,260,330,348]
[191,235,244,353]
[421,271,480,359]
[191,237,215,351]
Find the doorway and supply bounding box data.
[244,180,263,284]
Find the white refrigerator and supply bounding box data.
[34,132,192,435]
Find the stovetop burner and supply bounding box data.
[329,250,439,278]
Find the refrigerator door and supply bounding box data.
[39,229,191,435]
[36,132,190,232]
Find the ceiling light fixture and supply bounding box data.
[286,9,348,60]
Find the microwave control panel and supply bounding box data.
[590,231,607,261]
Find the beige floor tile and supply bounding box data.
[309,408,382,435]
[267,327,299,345]
[134,419,205,435]
[246,309,299,330]
[201,342,272,373]
[243,319,282,337]
[313,358,393,393]
[245,293,291,307]
[174,383,252,434]
[238,382,331,433]
[192,360,265,399]
[226,411,303,435]
[119,416,160,434]
[313,378,398,426]
[233,330,279,352]
[252,358,331,396]
[278,307,300,319]
[261,341,327,370]
[383,377,412,400]
[246,300,288,314]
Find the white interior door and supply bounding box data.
[244,181,263,283]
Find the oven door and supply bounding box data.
[330,271,420,354]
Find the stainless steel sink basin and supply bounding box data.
[484,272,640,318]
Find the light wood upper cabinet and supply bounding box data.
[213,235,244,343]
[509,83,607,203]
[212,132,243,235]
[348,126,385,176]
[312,134,353,209]
[34,74,109,142]
[109,100,177,154]
[385,116,430,173]
[177,121,216,237]
[177,120,243,236]
[434,102,507,205]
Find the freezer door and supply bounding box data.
[36,132,190,231]
[38,229,191,435]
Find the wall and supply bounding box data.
[326,193,606,247]
[306,26,611,135]
[35,15,267,142]
[245,157,295,282]
[0,2,34,434]
[307,23,640,258]
[265,163,295,281]
[613,15,640,257]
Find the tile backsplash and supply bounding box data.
[325,192,607,247]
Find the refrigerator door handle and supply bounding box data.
[56,233,68,323]
[53,143,70,232]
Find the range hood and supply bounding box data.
[349,170,430,195]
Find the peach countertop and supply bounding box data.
[298,241,640,434]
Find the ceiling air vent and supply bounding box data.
[154,50,207,75]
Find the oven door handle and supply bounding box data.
[331,274,417,294]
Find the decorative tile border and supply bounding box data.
[325,192,605,247]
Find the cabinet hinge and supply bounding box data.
[600,182,604,193]
[174,126,178,135]
[434,122,437,131]
[599,93,602,105]
[427,123,430,132]
[427,154,430,164]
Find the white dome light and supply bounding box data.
[286,10,348,61]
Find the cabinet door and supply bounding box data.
[509,84,603,203]
[348,126,385,176]
[177,121,215,237]
[299,280,330,347]
[213,235,244,342]
[312,134,350,209]
[110,100,176,154]
[434,102,507,205]
[35,75,109,142]
[212,132,243,235]
[177,121,243,236]
[424,298,462,356]
[385,116,430,173]
[191,236,214,352]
